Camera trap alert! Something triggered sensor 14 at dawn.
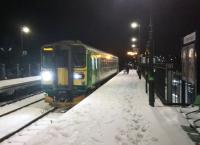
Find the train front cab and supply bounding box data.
[41,45,87,107]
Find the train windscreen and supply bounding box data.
[42,50,54,68]
[56,50,68,67]
[72,46,86,68]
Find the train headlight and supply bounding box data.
[73,72,84,80]
[41,71,53,82]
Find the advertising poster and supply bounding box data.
[187,44,196,85]
[181,46,188,81]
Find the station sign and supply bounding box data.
[183,32,196,45]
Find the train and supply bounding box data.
[41,40,119,107]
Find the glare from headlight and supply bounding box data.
[41,71,53,81]
[73,73,83,79]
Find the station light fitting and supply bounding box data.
[127,51,138,56]
[21,26,30,33]
[131,44,136,48]
[131,38,137,42]
[131,22,139,29]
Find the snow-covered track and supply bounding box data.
[0,99,43,118]
[0,93,51,142]
[0,107,56,143]
[0,93,45,117]
[0,91,43,107]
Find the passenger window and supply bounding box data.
[91,57,95,70]
[95,58,98,69]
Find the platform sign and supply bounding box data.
[183,32,196,45]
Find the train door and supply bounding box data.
[91,56,99,85]
[91,56,95,85]
[56,49,69,87]
[95,57,98,81]
[181,32,197,104]
[96,57,100,81]
[56,48,73,101]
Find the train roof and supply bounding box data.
[41,40,118,59]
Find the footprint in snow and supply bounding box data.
[132,113,137,117]
[123,117,128,121]
[74,120,81,124]
[132,119,139,124]
[125,109,131,113]
[129,105,134,109]
[104,120,114,124]
[91,137,103,143]
[141,126,147,132]
[121,142,128,145]
[115,135,122,142]
[137,114,143,118]
[151,137,159,142]
[60,132,70,138]
[115,135,128,145]
[137,133,144,139]
[134,124,140,131]
[120,130,127,136]
[131,139,140,145]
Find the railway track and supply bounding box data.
[0,107,56,143]
[0,93,46,117]
[0,99,44,118]
[0,93,56,143]
[0,91,43,107]
[0,92,56,142]
[0,109,62,145]
[0,91,105,144]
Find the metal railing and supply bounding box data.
[154,63,182,105]
[0,63,41,80]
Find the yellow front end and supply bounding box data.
[57,68,68,86]
[45,67,87,108]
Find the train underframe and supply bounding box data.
[44,86,88,108]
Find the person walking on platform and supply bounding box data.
[123,63,129,74]
[126,64,129,74]
[137,66,141,79]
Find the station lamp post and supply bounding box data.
[131,22,139,29]
[131,44,136,48]
[130,22,141,58]
[148,17,155,107]
[130,22,141,75]
[20,26,30,52]
[131,22,141,50]
[131,37,137,42]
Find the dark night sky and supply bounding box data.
[0,0,200,63]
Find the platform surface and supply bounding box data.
[1,70,198,145]
[0,76,41,89]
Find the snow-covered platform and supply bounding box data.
[2,70,198,145]
[0,76,41,93]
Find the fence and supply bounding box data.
[0,63,41,80]
[154,63,182,105]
